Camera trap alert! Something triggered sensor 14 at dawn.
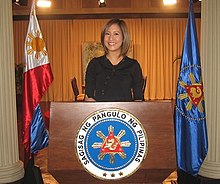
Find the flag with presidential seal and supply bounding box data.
[174,0,208,176]
[75,108,148,180]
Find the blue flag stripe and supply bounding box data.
[30,104,49,154]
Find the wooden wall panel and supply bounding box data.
[65,0,81,9]
[149,0,199,8]
[132,0,150,9]
[50,0,65,9]
[81,0,98,8]
[82,0,132,9]
[12,0,201,17]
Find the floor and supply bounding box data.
[35,148,59,184]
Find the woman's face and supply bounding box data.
[104,24,123,53]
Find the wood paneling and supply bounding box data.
[65,0,81,9]
[150,0,201,12]
[12,0,201,18]
[82,0,132,9]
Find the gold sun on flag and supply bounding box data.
[178,72,205,113]
[26,30,47,59]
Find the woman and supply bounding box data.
[85,18,144,102]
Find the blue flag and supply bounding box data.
[174,0,208,176]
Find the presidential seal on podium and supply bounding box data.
[75,108,148,180]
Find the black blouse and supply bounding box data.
[85,55,144,102]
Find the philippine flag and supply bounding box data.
[23,2,53,159]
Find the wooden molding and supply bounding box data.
[13,12,201,21]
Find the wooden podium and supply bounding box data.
[48,101,176,184]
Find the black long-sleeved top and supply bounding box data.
[85,55,144,102]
